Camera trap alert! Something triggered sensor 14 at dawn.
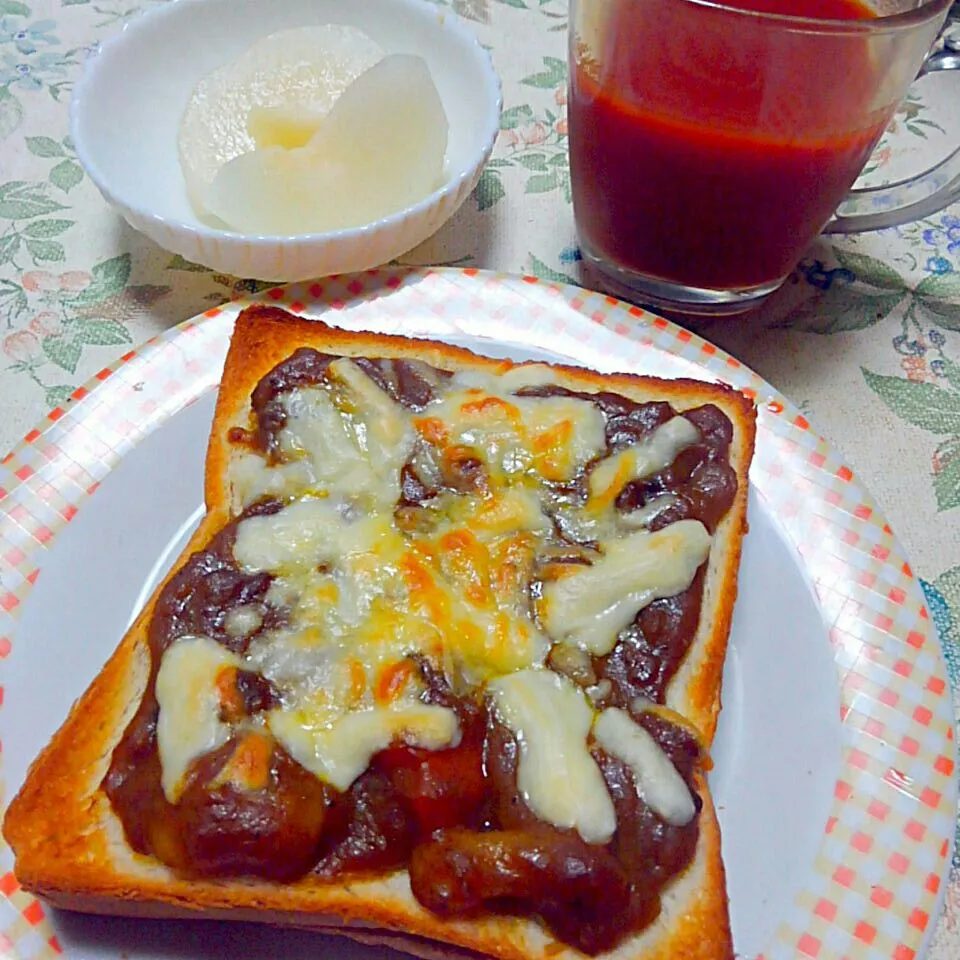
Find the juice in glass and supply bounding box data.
[567,0,953,312]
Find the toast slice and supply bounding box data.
[4,306,755,960]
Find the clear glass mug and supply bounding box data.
[567,0,960,315]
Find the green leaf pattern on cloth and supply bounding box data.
[0,2,959,946]
[754,218,960,522]
[861,370,960,435]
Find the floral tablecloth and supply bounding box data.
[0,0,958,956]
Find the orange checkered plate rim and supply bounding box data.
[0,267,954,960]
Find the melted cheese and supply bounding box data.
[452,363,560,393]
[279,383,413,508]
[229,451,315,511]
[269,701,459,790]
[401,536,550,681]
[328,358,411,454]
[473,486,552,537]
[228,360,418,511]
[593,707,696,826]
[224,604,263,639]
[428,486,551,542]
[156,636,242,803]
[278,386,365,480]
[422,390,605,483]
[243,507,411,707]
[521,396,607,481]
[621,493,682,529]
[540,519,712,654]
[490,669,615,844]
[233,497,345,573]
[181,358,724,821]
[587,416,700,510]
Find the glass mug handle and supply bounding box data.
[825,3,960,233]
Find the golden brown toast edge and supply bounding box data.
[3,304,749,960]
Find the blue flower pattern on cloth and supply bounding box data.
[0,0,955,951]
[0,17,65,91]
[0,49,66,90]
[927,256,954,275]
[0,17,57,56]
[797,258,856,290]
[922,215,960,259]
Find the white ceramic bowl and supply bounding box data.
[70,0,502,282]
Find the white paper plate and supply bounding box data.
[0,268,955,960]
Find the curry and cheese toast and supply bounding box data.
[4,306,755,960]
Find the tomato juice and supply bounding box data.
[569,0,891,292]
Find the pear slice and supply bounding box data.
[205,54,449,236]
[178,25,384,216]
[247,103,325,151]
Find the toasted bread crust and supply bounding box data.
[4,305,752,960]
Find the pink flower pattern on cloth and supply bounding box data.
[0,1,957,959]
